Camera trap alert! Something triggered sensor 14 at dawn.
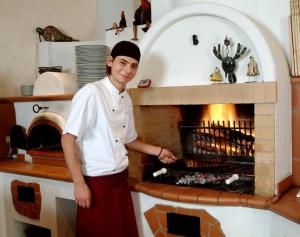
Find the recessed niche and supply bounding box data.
[13,220,51,237]
[167,212,200,237]
[17,186,35,203]
[56,197,76,237]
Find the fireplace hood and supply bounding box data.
[126,3,291,196]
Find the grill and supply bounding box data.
[149,120,255,194]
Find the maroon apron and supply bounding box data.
[76,170,139,237]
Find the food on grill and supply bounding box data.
[176,172,224,185]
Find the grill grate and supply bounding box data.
[180,120,255,158]
[148,120,255,194]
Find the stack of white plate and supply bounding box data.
[20,84,34,96]
[75,45,109,88]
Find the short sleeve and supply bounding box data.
[124,99,138,144]
[63,84,98,138]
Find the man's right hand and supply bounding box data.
[74,182,91,208]
[61,133,91,208]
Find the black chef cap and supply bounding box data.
[111,41,141,62]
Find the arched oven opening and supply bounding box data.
[27,118,62,151]
[10,112,66,167]
[26,115,65,166]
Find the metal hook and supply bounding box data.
[192,34,199,45]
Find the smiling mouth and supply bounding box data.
[120,74,131,79]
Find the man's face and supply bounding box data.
[107,55,139,88]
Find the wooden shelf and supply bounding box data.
[7,94,74,102]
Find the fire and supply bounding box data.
[202,104,237,124]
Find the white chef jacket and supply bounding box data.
[63,77,138,176]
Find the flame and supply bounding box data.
[202,104,237,124]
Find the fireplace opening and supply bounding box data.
[149,104,255,194]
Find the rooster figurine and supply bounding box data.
[36,26,78,42]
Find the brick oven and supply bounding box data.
[10,98,72,166]
[126,2,291,199]
[5,92,74,237]
[10,72,76,163]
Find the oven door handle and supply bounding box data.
[33,104,49,113]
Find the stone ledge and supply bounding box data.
[134,182,273,208]
[133,182,300,225]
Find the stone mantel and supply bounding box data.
[128,81,277,105]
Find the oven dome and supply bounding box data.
[33,72,78,95]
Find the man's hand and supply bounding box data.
[74,182,91,208]
[158,148,177,164]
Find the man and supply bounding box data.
[61,41,177,237]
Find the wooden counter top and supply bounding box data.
[0,158,299,225]
[0,158,72,182]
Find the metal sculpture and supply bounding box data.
[213,37,247,83]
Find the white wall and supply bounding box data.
[132,192,300,237]
[2,173,74,237]
[0,0,96,97]
[0,0,291,96]
[96,0,134,41]
[152,0,291,67]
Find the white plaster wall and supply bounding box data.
[105,25,146,49]
[96,0,134,41]
[129,2,289,87]
[0,0,291,97]
[37,41,105,74]
[131,15,260,87]
[0,0,96,97]
[152,0,290,67]
[14,101,72,130]
[2,173,74,237]
[132,192,300,237]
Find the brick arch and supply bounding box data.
[27,118,62,136]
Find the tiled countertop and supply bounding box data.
[0,158,299,224]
